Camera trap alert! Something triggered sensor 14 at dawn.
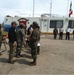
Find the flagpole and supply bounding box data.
[50,0,52,17]
[67,0,69,17]
[33,0,35,17]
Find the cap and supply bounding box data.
[33,22,38,25]
[32,22,38,28]
[11,21,17,25]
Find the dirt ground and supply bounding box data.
[0,35,74,75]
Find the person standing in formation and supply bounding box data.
[59,26,64,40]
[66,26,71,40]
[53,27,58,39]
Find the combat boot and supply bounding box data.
[19,53,23,57]
[37,47,40,55]
[29,60,36,66]
[8,60,16,64]
[37,52,40,55]
[15,54,20,58]
[16,55,20,58]
[0,53,2,56]
[19,54,23,57]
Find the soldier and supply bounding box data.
[8,21,17,64]
[29,22,39,66]
[0,25,2,55]
[21,24,26,48]
[37,26,40,55]
[53,27,58,39]
[16,24,24,58]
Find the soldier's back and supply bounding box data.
[16,29,23,41]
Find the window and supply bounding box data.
[50,20,63,28]
[69,20,74,28]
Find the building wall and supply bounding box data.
[25,17,40,29]
[4,16,74,33]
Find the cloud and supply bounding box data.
[0,0,20,9]
[0,0,74,23]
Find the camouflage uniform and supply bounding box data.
[16,25,24,57]
[37,27,40,55]
[53,28,58,39]
[22,28,26,47]
[30,22,39,66]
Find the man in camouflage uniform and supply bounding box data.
[16,24,25,58]
[37,26,40,55]
[8,21,17,64]
[29,22,39,66]
[53,27,58,39]
[0,25,2,55]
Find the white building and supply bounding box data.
[4,16,74,34]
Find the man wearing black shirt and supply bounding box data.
[8,21,17,64]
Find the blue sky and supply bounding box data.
[0,0,74,23]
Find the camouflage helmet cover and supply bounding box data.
[32,22,38,28]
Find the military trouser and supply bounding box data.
[22,36,26,47]
[9,42,16,62]
[37,46,40,54]
[54,34,57,39]
[16,42,22,56]
[31,43,37,62]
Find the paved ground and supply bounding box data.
[0,35,74,75]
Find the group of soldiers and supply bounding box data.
[53,26,73,40]
[8,21,40,66]
[0,21,74,66]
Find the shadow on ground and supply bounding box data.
[0,58,8,63]
[24,50,31,54]
[16,59,30,65]
[22,54,32,59]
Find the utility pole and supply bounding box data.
[33,0,35,17]
[50,0,52,17]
